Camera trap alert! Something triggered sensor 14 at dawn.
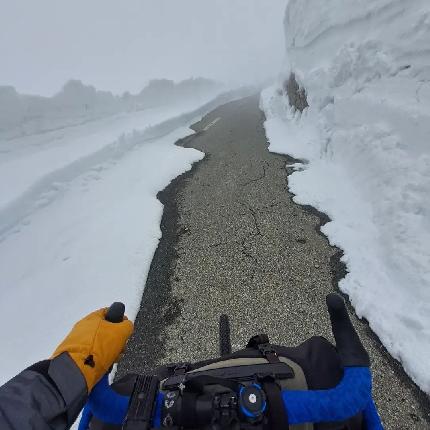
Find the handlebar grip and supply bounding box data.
[105,302,125,323]
[282,367,374,425]
[326,293,370,367]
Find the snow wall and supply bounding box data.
[261,0,430,392]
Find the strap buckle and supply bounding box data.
[258,344,279,363]
[173,363,189,375]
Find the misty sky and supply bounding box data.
[1,0,287,96]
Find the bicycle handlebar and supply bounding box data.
[78,295,383,430]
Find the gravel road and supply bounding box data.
[118,95,430,429]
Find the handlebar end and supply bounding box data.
[326,294,370,367]
[105,302,125,323]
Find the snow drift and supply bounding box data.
[261,0,430,392]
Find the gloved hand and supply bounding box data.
[52,308,134,392]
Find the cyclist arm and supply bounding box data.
[0,307,133,430]
[0,353,87,430]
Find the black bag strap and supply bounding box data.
[247,334,280,364]
[186,375,242,393]
[247,334,270,348]
[257,344,280,364]
[173,363,190,375]
[261,377,289,430]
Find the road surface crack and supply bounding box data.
[241,164,266,187]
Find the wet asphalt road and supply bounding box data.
[118,96,430,429]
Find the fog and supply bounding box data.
[1,0,287,96]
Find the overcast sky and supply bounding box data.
[0,0,287,96]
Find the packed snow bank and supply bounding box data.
[261,0,430,392]
[0,90,246,242]
[0,87,251,386]
[0,78,223,139]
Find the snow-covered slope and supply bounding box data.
[0,78,223,139]
[0,87,250,386]
[261,0,430,392]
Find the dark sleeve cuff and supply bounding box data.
[28,353,88,426]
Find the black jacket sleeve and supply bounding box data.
[0,353,88,430]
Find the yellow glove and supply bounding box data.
[52,308,134,391]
